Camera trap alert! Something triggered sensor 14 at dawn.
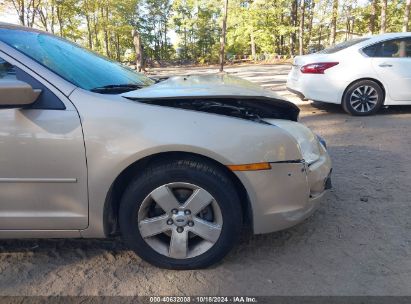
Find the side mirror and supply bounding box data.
[0,80,41,108]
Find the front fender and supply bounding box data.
[68,88,303,237]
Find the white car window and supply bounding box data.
[363,38,411,58]
[317,38,369,54]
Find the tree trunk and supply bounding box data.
[330,0,338,45]
[50,4,55,34]
[164,22,168,60]
[318,24,323,46]
[115,33,120,62]
[86,15,93,49]
[298,0,305,55]
[28,0,40,27]
[280,35,284,55]
[104,29,109,57]
[351,18,355,39]
[12,0,26,26]
[250,30,256,60]
[369,0,377,34]
[219,0,228,72]
[380,0,387,34]
[56,5,64,37]
[93,14,99,49]
[132,29,144,72]
[102,6,110,57]
[345,6,352,41]
[307,0,315,46]
[280,13,284,55]
[38,9,48,31]
[290,0,298,57]
[403,0,411,32]
[184,29,187,59]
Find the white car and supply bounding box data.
[287,33,411,115]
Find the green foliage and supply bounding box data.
[172,0,221,63]
[5,0,411,63]
[138,0,174,61]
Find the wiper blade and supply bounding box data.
[90,84,145,94]
[150,76,169,83]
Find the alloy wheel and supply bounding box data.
[137,182,223,259]
[349,85,378,113]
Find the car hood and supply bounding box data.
[123,74,286,99]
[122,74,300,121]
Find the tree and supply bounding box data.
[81,0,95,49]
[139,0,173,62]
[380,0,387,33]
[290,0,298,57]
[299,0,306,55]
[219,0,228,72]
[6,0,410,65]
[36,0,56,33]
[330,0,338,45]
[306,0,315,46]
[368,0,377,34]
[133,29,144,71]
[403,0,411,32]
[10,0,41,27]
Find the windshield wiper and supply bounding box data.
[90,84,145,94]
[150,76,169,83]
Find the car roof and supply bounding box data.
[366,32,411,42]
[345,32,411,50]
[0,22,50,35]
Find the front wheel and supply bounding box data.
[342,80,384,116]
[119,157,243,269]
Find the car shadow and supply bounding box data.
[0,237,122,252]
[304,101,411,116]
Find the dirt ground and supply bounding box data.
[1,64,411,296]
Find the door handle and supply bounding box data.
[378,63,393,67]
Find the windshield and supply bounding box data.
[317,38,370,54]
[0,29,154,92]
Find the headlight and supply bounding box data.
[297,132,322,164]
[268,120,323,165]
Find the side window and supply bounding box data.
[0,58,16,80]
[362,44,378,57]
[403,39,411,57]
[0,56,65,110]
[364,38,411,58]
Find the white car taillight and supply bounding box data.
[300,62,339,74]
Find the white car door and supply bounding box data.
[367,37,411,102]
[0,56,88,230]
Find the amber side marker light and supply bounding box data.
[227,162,272,171]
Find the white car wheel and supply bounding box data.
[343,80,384,116]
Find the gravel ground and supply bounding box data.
[1,64,411,296]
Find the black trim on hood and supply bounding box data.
[125,95,300,122]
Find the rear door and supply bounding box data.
[0,54,88,230]
[366,38,411,102]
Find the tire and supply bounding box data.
[342,80,384,116]
[119,156,243,269]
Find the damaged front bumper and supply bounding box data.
[235,153,332,235]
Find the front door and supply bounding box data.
[0,56,88,230]
[370,37,411,102]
